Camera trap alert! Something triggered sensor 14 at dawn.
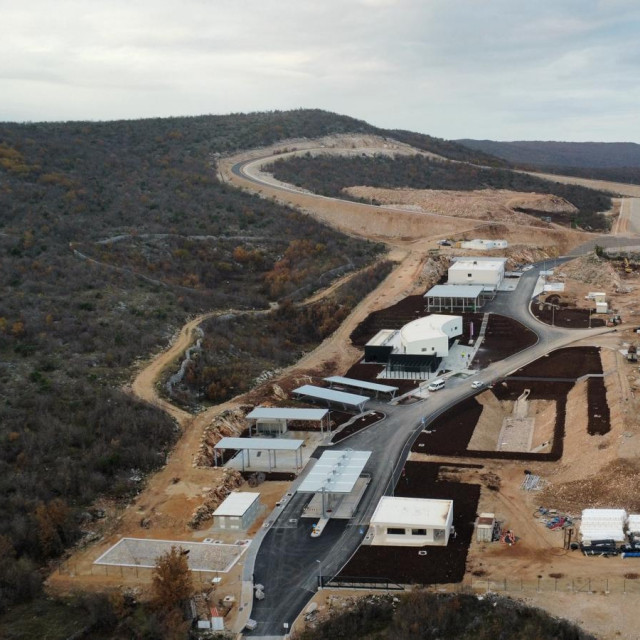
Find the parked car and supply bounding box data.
[471,380,484,389]
[427,379,445,391]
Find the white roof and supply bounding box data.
[293,385,369,407]
[213,492,260,517]
[246,407,328,421]
[371,496,453,528]
[400,314,461,344]
[366,329,397,347]
[449,259,506,272]
[425,284,484,298]
[214,437,303,451]
[451,256,508,263]
[297,450,371,494]
[324,376,398,394]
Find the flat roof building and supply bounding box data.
[448,257,507,289]
[213,492,261,530]
[370,496,454,547]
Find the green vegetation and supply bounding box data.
[266,153,613,230]
[0,109,388,612]
[297,592,594,640]
[171,260,393,406]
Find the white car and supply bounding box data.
[522,265,534,272]
[471,380,484,389]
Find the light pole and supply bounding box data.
[316,559,322,589]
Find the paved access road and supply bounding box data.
[246,264,611,638]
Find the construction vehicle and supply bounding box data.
[627,344,638,362]
[624,257,632,273]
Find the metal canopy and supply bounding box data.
[297,450,371,495]
[214,437,303,451]
[214,437,304,472]
[424,284,484,298]
[293,385,369,409]
[324,376,398,396]
[246,407,328,421]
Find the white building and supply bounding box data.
[399,314,462,357]
[448,257,507,289]
[213,492,261,530]
[459,239,508,250]
[370,496,454,546]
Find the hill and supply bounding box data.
[456,139,640,169]
[0,109,392,613]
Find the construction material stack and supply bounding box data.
[580,508,627,543]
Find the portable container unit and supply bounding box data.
[475,513,495,542]
[580,508,627,542]
[213,492,261,530]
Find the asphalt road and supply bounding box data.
[246,264,612,638]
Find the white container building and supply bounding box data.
[448,257,507,289]
[369,496,454,547]
[580,508,627,543]
[213,492,261,530]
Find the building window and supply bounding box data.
[421,348,427,352]
[387,527,406,535]
[411,528,427,536]
[467,273,472,277]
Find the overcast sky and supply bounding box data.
[1,0,639,141]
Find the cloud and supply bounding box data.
[0,0,638,141]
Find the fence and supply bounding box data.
[320,575,640,595]
[56,562,221,584]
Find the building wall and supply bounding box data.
[371,507,453,547]
[448,263,504,287]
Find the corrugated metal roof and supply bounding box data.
[424,284,484,298]
[324,376,398,393]
[246,407,328,421]
[293,385,369,406]
[214,437,304,451]
[297,450,371,494]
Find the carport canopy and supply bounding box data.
[292,385,369,412]
[214,436,304,471]
[297,449,371,494]
[324,376,398,399]
[425,284,484,312]
[245,407,329,435]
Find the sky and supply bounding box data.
[1,0,639,142]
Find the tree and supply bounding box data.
[151,545,193,612]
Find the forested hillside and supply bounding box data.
[266,153,613,230]
[298,592,594,640]
[457,139,640,168]
[0,109,393,612]
[457,139,640,185]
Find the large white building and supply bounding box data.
[448,257,507,290]
[370,496,454,546]
[399,314,462,357]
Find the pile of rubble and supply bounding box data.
[540,459,640,514]
[188,468,244,529]
[195,408,249,467]
[556,254,622,289]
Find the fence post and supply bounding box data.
[572,579,574,593]
[537,577,540,592]
[554,578,557,592]
[624,579,626,594]
[589,578,591,593]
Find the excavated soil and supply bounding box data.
[531,300,607,328]
[510,346,602,378]
[412,347,608,462]
[472,314,537,369]
[344,186,578,229]
[338,462,480,584]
